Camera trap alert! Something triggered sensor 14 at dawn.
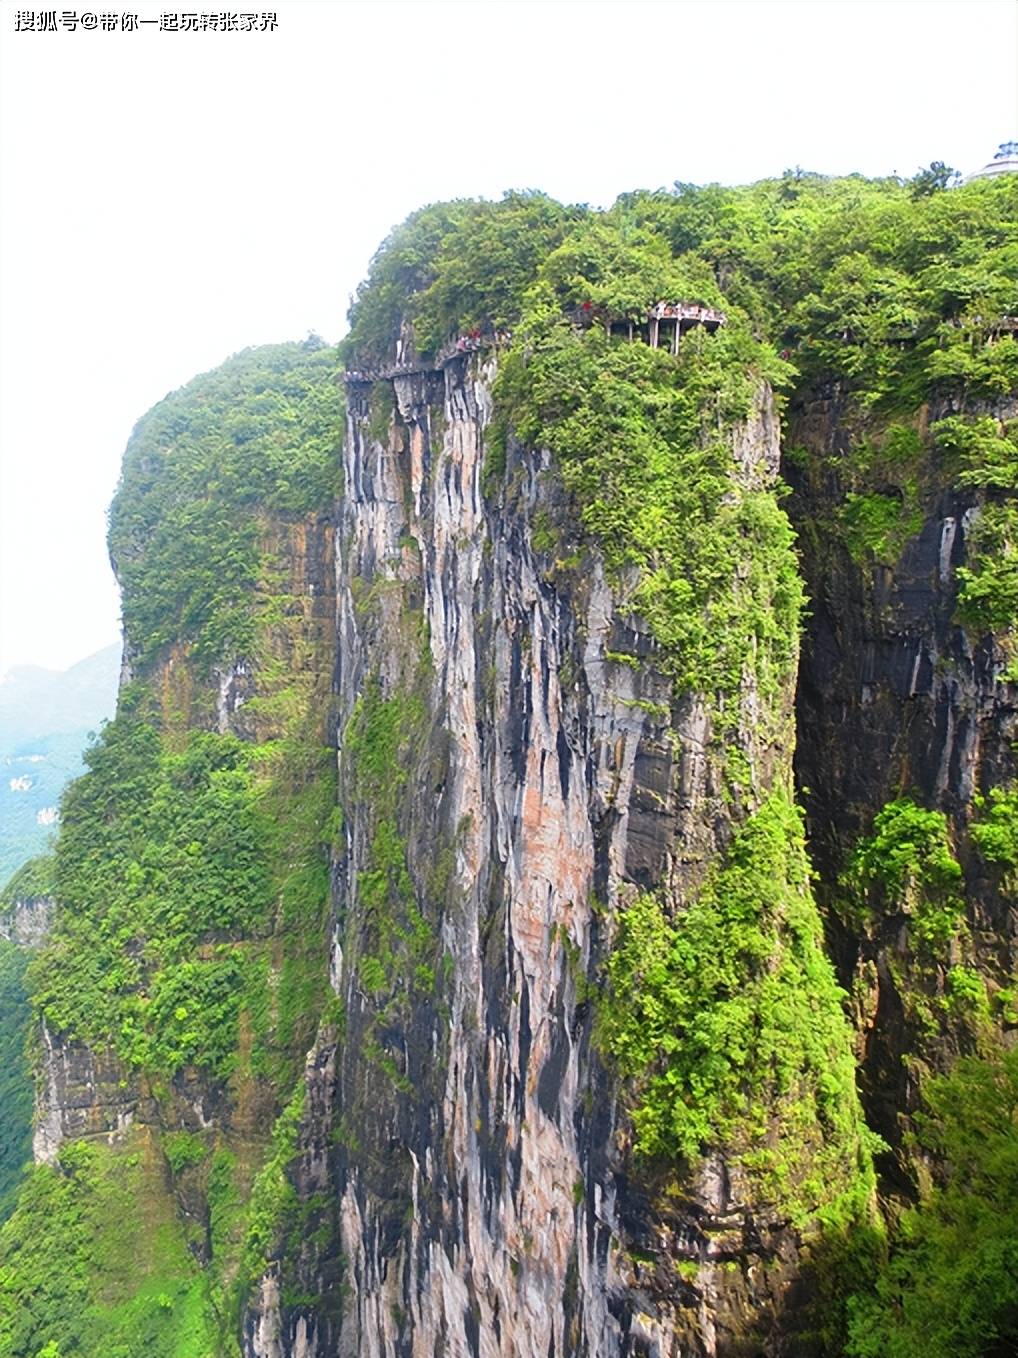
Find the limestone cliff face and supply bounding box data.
[32,1024,148,1165]
[242,355,831,1358]
[789,391,1018,1188]
[0,893,53,950]
[26,349,1011,1358]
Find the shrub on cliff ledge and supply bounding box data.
[846,798,963,948]
[971,787,1018,869]
[956,503,1018,638]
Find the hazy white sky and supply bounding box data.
[0,0,1015,673]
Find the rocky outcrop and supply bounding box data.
[32,1021,148,1165]
[0,894,53,949]
[791,393,1018,856]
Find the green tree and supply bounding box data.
[908,161,960,198]
[847,1048,1018,1357]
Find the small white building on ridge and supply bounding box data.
[964,141,1018,182]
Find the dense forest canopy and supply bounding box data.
[344,172,1018,411]
[344,172,1017,686]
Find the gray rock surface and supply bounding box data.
[244,355,809,1358]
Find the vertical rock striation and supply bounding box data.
[789,392,1018,1187]
[251,354,864,1357]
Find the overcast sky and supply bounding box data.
[0,0,1015,674]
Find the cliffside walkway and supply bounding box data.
[342,301,729,384]
[580,300,727,354]
[343,332,505,385]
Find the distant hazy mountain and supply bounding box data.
[0,643,120,887]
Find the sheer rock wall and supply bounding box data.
[245,356,810,1358]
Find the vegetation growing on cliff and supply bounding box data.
[108,339,342,675]
[0,857,55,906]
[0,864,54,1224]
[971,786,1018,869]
[340,193,582,364]
[837,795,1003,1054]
[30,340,343,1090]
[0,945,31,1222]
[0,1136,216,1358]
[845,798,964,948]
[599,790,876,1225]
[846,1047,1018,1358]
[494,306,802,715]
[343,680,437,1000]
[30,719,275,1077]
[934,413,1018,666]
[957,503,1018,639]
